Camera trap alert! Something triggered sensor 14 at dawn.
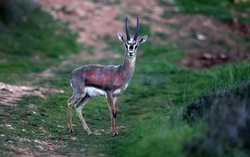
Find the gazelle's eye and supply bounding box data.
[125,44,128,49]
[135,45,138,49]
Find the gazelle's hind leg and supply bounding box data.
[75,94,92,135]
[67,94,81,133]
[67,79,85,133]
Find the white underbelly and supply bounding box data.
[85,87,106,97]
[85,83,129,97]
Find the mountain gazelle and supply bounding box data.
[67,17,147,136]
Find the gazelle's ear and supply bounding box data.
[117,32,125,42]
[139,35,147,44]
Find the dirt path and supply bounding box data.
[0,82,64,107]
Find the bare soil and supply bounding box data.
[8,137,65,156]
[0,82,64,107]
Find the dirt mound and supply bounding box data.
[35,0,122,49]
[35,0,249,69]
[170,15,249,68]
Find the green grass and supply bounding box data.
[113,43,250,157]
[0,2,81,83]
[176,0,250,24]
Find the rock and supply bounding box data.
[196,33,207,41]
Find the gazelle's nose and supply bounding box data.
[128,52,134,57]
[129,45,133,50]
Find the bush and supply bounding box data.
[183,83,250,157]
[0,0,38,26]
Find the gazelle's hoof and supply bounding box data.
[68,128,73,133]
[112,131,118,136]
[86,129,93,135]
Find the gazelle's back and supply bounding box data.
[70,64,124,92]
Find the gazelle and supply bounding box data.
[67,17,147,136]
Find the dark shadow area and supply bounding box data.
[184,82,250,157]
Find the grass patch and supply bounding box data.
[0,0,81,83]
[176,0,250,24]
[113,42,250,157]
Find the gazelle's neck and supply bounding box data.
[121,54,136,83]
[122,55,136,73]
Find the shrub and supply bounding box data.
[183,83,250,157]
[0,0,38,25]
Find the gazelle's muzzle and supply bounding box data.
[127,51,134,57]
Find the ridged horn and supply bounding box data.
[125,17,130,40]
[133,16,140,40]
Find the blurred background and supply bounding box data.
[0,0,250,156]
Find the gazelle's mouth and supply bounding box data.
[127,52,134,58]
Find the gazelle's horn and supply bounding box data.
[133,16,140,40]
[125,17,130,40]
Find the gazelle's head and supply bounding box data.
[118,17,147,58]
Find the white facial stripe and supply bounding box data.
[128,39,134,44]
[125,39,139,58]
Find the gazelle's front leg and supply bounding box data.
[107,92,119,136]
